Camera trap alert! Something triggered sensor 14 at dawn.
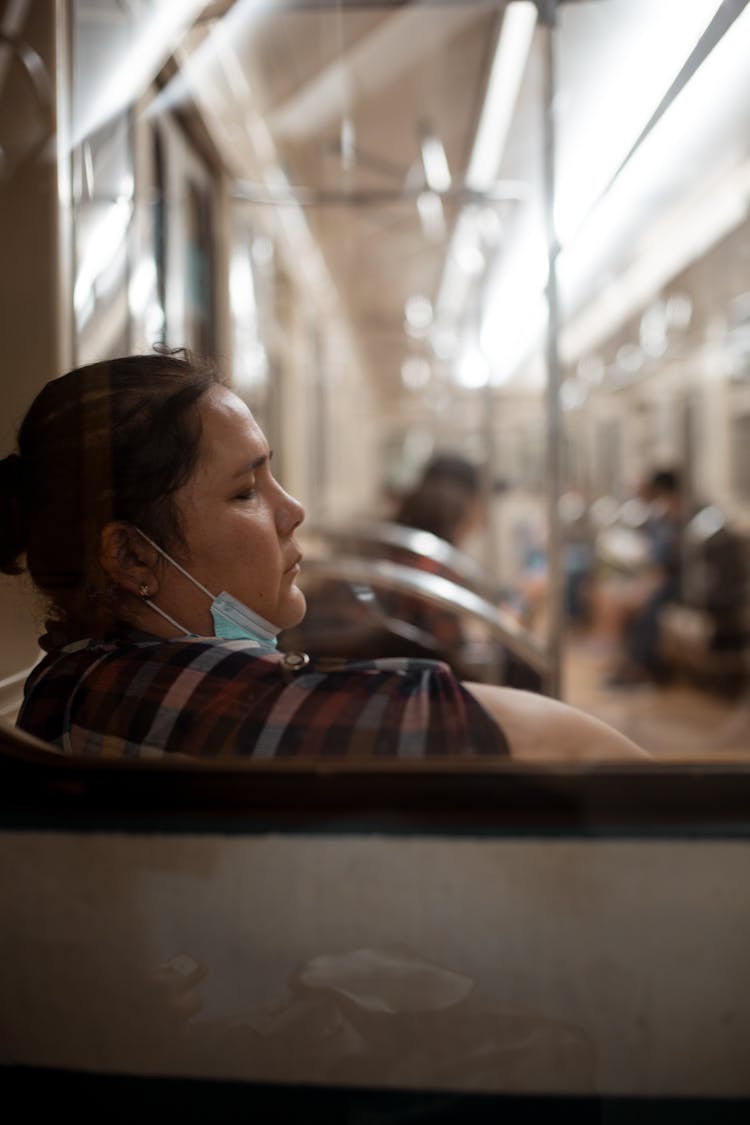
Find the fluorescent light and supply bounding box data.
[454,238,485,278]
[340,116,356,171]
[229,247,257,319]
[456,346,490,389]
[555,0,726,245]
[483,289,547,387]
[420,131,452,193]
[435,2,536,346]
[417,190,446,242]
[465,1,537,191]
[483,0,744,380]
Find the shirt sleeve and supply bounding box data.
[34,640,510,759]
[236,654,509,760]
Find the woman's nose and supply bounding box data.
[277,486,305,534]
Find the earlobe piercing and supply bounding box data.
[138,583,151,598]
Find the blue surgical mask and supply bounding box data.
[135,530,280,648]
[209,590,279,645]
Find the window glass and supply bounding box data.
[1,0,749,753]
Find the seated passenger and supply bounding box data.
[603,469,684,686]
[0,353,645,762]
[387,456,543,692]
[387,456,485,656]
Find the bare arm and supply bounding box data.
[464,682,648,762]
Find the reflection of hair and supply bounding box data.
[648,468,681,494]
[419,454,480,496]
[0,352,218,646]
[395,455,481,545]
[395,480,473,545]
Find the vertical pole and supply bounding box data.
[310,320,326,522]
[55,0,74,371]
[540,0,564,698]
[473,281,498,582]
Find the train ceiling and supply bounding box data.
[14,0,747,403]
[159,0,750,406]
[160,1,577,402]
[170,2,514,402]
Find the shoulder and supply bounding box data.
[20,635,509,759]
[463,683,647,761]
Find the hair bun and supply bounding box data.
[0,451,27,574]
[0,450,22,482]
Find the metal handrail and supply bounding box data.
[302,520,499,598]
[300,555,549,678]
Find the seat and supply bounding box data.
[282,554,547,688]
[2,716,750,1120]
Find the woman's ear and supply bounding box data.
[99,522,160,597]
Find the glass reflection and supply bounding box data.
[2,0,750,755]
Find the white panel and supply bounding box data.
[1,832,748,1095]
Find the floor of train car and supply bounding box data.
[563,631,750,760]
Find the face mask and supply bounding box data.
[136,530,280,648]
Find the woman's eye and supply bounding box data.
[233,488,257,501]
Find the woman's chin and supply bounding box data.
[279,589,307,630]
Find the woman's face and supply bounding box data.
[161,385,306,633]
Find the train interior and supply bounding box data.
[2,0,750,1118]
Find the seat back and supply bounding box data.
[2,718,750,1113]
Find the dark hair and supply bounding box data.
[419,454,480,496]
[648,468,681,494]
[392,454,482,544]
[394,480,474,545]
[0,352,219,646]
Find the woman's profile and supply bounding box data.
[0,352,645,762]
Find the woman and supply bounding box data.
[0,353,644,761]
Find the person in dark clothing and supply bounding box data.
[608,469,683,685]
[389,456,544,693]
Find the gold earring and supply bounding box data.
[138,583,151,598]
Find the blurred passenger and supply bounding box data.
[603,468,684,686]
[394,454,483,544]
[0,353,645,761]
[515,488,595,632]
[683,508,748,655]
[559,489,595,626]
[663,504,750,689]
[388,455,543,692]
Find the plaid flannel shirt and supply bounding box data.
[17,630,509,759]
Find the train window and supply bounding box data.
[69,1,137,363]
[3,0,750,1117]
[2,0,750,747]
[4,13,750,729]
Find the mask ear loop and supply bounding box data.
[137,586,192,636]
[136,528,216,600]
[135,529,210,636]
[135,528,281,641]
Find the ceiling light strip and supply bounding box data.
[579,0,748,238]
